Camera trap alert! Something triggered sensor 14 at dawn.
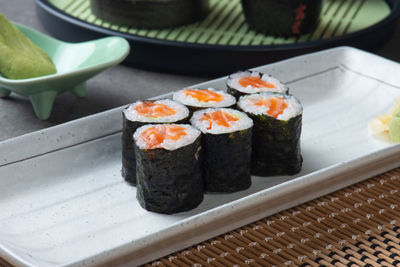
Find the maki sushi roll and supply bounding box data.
[238,92,303,176]
[122,99,189,185]
[227,70,288,99]
[241,0,322,36]
[173,88,236,112]
[90,0,209,29]
[191,108,253,192]
[134,124,203,214]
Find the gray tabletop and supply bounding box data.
[1,0,400,142]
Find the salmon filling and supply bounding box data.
[134,102,176,118]
[252,97,288,118]
[140,125,187,149]
[201,110,239,130]
[184,89,224,103]
[239,76,275,89]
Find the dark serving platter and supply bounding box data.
[35,0,400,75]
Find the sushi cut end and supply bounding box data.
[227,70,288,96]
[191,108,253,134]
[134,102,176,117]
[134,124,201,150]
[252,97,288,118]
[238,92,302,121]
[140,125,187,149]
[183,89,224,103]
[239,76,276,89]
[123,99,189,123]
[201,110,239,128]
[173,88,236,108]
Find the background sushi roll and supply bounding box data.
[241,0,322,36]
[227,70,288,99]
[173,88,236,112]
[134,124,203,214]
[238,92,303,176]
[90,0,210,29]
[191,108,253,193]
[122,99,189,185]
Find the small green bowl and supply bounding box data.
[0,23,130,120]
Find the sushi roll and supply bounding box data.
[191,108,253,192]
[90,0,210,29]
[241,0,322,36]
[134,124,203,214]
[173,88,236,112]
[238,92,303,176]
[227,70,288,99]
[122,99,189,185]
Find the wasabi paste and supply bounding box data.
[0,13,56,79]
[389,105,400,143]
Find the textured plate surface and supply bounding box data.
[1,47,400,267]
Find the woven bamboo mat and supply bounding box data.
[48,0,390,46]
[144,168,400,267]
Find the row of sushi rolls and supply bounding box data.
[122,70,303,214]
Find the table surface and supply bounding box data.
[1,0,400,141]
[2,2,400,267]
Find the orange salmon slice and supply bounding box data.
[184,89,224,102]
[140,125,187,149]
[134,102,176,117]
[201,110,239,129]
[239,76,275,89]
[253,97,288,118]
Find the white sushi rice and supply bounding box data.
[227,70,288,94]
[123,99,189,123]
[134,124,201,151]
[173,88,236,108]
[238,93,302,121]
[190,108,253,135]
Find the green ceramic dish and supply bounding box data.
[0,23,130,120]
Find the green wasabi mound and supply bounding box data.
[389,105,400,143]
[0,13,56,79]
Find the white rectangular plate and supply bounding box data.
[1,47,400,267]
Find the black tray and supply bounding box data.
[35,0,400,75]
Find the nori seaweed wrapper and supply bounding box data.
[121,102,189,185]
[135,135,204,214]
[121,115,146,185]
[91,0,209,29]
[226,86,247,100]
[245,111,302,176]
[241,0,322,36]
[202,129,252,193]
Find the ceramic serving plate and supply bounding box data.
[1,47,400,267]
